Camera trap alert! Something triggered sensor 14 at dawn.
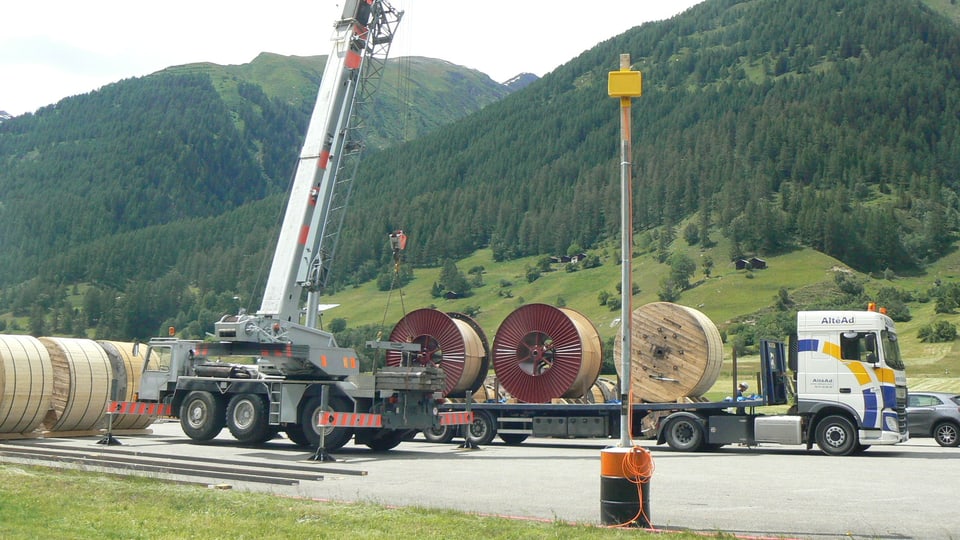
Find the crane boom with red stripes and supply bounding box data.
[211,0,400,379]
[258,0,399,325]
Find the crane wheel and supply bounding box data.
[284,425,311,447]
[179,391,226,441]
[300,394,353,451]
[226,393,275,444]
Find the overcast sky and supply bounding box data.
[1,1,704,117]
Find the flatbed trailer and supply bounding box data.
[433,398,765,446]
[431,325,909,457]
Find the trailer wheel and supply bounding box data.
[422,425,456,443]
[663,416,704,451]
[226,393,274,444]
[815,415,857,456]
[300,394,353,451]
[179,391,226,442]
[932,421,959,447]
[284,425,311,447]
[498,433,529,445]
[464,410,496,446]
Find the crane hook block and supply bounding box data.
[389,230,407,251]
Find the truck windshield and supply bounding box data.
[144,346,172,371]
[880,330,904,370]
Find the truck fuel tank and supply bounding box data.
[754,415,803,445]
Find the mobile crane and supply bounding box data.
[133,0,469,453]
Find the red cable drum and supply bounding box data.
[386,308,488,398]
[447,312,491,395]
[492,304,602,403]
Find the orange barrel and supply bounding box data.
[599,446,653,527]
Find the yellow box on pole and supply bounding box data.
[608,70,642,98]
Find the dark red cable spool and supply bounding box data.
[447,312,491,395]
[386,308,488,398]
[492,304,602,403]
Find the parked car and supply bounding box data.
[907,391,960,447]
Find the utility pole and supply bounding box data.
[600,55,651,529]
[608,54,642,448]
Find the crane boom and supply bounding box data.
[260,0,401,323]
[212,0,401,378]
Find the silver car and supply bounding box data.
[907,391,960,447]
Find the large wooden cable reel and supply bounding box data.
[492,304,602,403]
[40,337,112,432]
[614,302,723,402]
[386,308,489,398]
[98,340,156,430]
[0,334,53,434]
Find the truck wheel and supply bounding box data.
[226,393,274,444]
[932,421,959,447]
[300,394,353,451]
[815,415,857,456]
[422,425,456,443]
[663,416,704,451]
[498,433,529,445]
[284,425,311,447]
[365,429,408,451]
[464,410,496,446]
[179,391,226,442]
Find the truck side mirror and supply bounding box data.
[866,352,878,364]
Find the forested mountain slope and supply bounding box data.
[0,53,509,287]
[335,0,960,283]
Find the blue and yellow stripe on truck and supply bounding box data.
[797,338,897,431]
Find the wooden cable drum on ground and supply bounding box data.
[386,308,488,398]
[40,337,112,433]
[98,340,156,430]
[0,335,53,434]
[614,302,724,403]
[492,304,602,403]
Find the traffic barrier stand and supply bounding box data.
[309,447,336,462]
[446,411,479,450]
[310,411,385,461]
[97,410,121,446]
[98,401,171,446]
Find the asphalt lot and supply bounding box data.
[5,421,958,540]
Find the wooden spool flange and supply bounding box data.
[614,302,723,402]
